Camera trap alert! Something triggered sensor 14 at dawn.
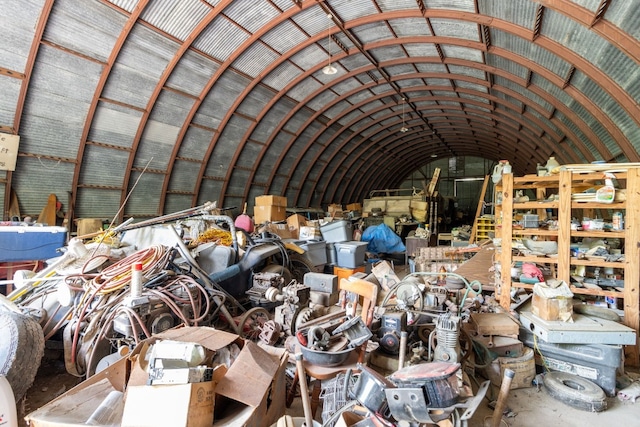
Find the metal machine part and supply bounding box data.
[332,316,373,348]
[377,311,407,354]
[431,312,461,363]
[246,271,285,305]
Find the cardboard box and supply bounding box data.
[25,327,288,427]
[371,260,401,291]
[255,195,287,207]
[532,281,574,322]
[286,214,307,238]
[328,204,343,214]
[254,205,287,224]
[260,222,295,239]
[122,381,215,427]
[346,203,362,212]
[299,225,321,240]
[532,293,573,322]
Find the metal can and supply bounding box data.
[612,212,624,231]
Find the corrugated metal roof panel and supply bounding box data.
[261,20,308,54]
[90,103,142,148]
[441,45,483,62]
[414,63,449,74]
[369,83,393,95]
[369,45,408,62]
[233,42,279,78]
[431,18,479,41]
[499,31,571,78]
[235,140,263,171]
[125,172,163,215]
[262,61,304,91]
[455,80,489,93]
[79,145,129,187]
[485,53,528,80]
[290,5,332,36]
[74,188,122,219]
[388,18,432,37]
[351,22,394,44]
[329,0,378,22]
[137,119,180,169]
[237,85,275,119]
[196,179,223,207]
[166,50,220,96]
[224,0,280,33]
[404,43,440,58]
[568,0,602,12]
[194,72,251,128]
[179,127,213,160]
[102,63,155,109]
[447,64,485,79]
[19,95,85,158]
[193,15,250,61]
[605,1,640,41]
[572,70,640,154]
[164,194,195,214]
[11,157,75,218]
[0,77,20,125]
[169,160,200,192]
[305,89,337,112]
[0,0,42,71]
[526,74,558,111]
[458,93,490,104]
[478,0,536,30]
[376,0,416,12]
[44,0,124,62]
[140,0,211,41]
[426,0,476,12]
[107,0,139,13]
[290,44,328,72]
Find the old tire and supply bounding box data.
[0,309,45,401]
[289,252,322,283]
[544,372,607,412]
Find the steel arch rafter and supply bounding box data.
[71,0,150,224]
[238,40,626,209]
[190,0,319,207]
[3,0,54,219]
[211,7,637,207]
[318,110,552,207]
[120,3,222,216]
[281,67,604,207]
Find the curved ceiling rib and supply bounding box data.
[208,7,638,209]
[3,0,640,221]
[72,0,150,224]
[2,0,53,216]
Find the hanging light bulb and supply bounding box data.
[400,97,408,133]
[323,14,337,75]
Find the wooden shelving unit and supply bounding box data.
[496,169,640,366]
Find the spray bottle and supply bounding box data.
[595,173,616,204]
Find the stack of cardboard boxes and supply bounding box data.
[254,195,287,225]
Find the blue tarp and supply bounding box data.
[361,223,406,254]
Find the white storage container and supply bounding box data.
[334,241,368,268]
[320,220,352,243]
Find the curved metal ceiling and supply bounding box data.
[1,0,640,221]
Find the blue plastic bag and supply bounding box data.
[361,223,406,254]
